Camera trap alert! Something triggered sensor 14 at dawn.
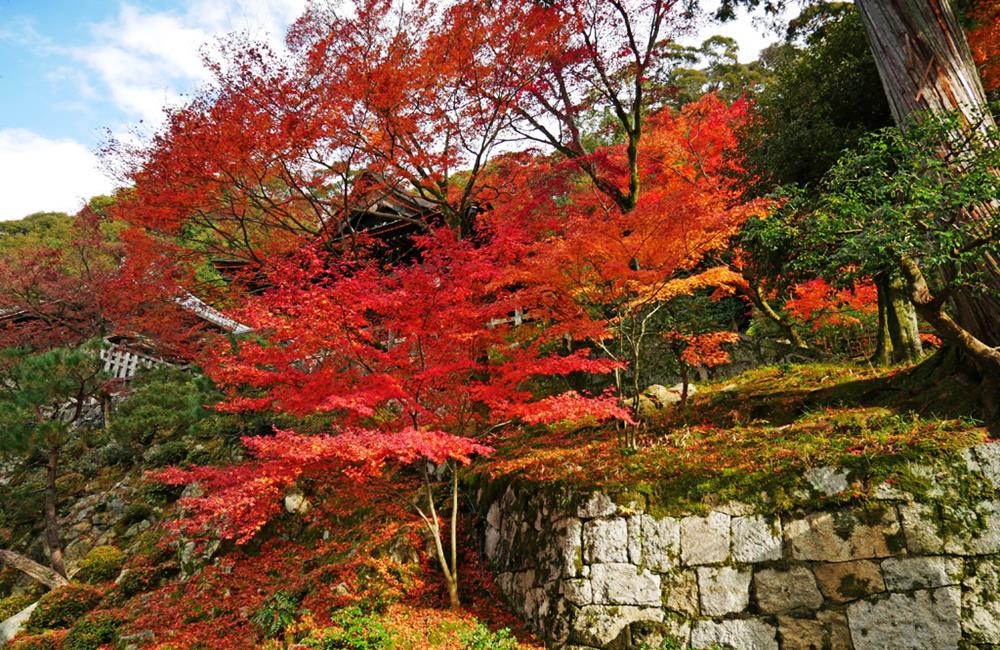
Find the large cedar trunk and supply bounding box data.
[855,0,1000,352]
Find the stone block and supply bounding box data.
[556,517,583,577]
[778,610,852,650]
[630,618,691,650]
[972,441,1000,487]
[583,518,628,564]
[961,558,1000,644]
[732,514,783,563]
[571,605,663,647]
[641,514,680,572]
[805,466,849,496]
[898,501,944,554]
[943,500,1000,555]
[590,563,661,606]
[785,506,902,562]
[814,559,885,603]
[754,566,823,614]
[697,565,751,616]
[577,492,617,518]
[627,514,642,564]
[691,618,778,650]
[846,587,961,650]
[681,511,730,565]
[882,557,962,591]
[561,578,592,606]
[661,569,699,616]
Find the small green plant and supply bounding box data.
[299,606,394,649]
[25,584,103,632]
[74,546,125,584]
[63,611,122,650]
[251,590,301,639]
[460,623,519,649]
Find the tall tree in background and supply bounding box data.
[724,0,998,382]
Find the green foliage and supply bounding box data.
[0,212,73,255]
[251,590,301,639]
[651,35,776,110]
[0,593,34,620]
[75,546,125,584]
[111,367,223,446]
[817,110,1000,291]
[0,343,106,458]
[63,611,122,650]
[742,4,892,189]
[460,623,519,650]
[25,584,103,632]
[299,606,395,649]
[142,440,190,467]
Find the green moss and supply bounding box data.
[0,593,34,620]
[74,546,125,584]
[63,611,123,650]
[837,573,875,600]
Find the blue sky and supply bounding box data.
[0,0,792,220]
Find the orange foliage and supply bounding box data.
[969,2,1000,93]
[784,279,878,331]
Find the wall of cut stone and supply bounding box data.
[477,441,1000,649]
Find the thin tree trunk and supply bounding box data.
[739,279,809,350]
[873,275,894,365]
[0,549,68,589]
[886,274,924,363]
[856,0,1000,350]
[45,446,66,578]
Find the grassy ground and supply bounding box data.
[481,362,991,514]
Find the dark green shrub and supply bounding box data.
[136,481,182,507]
[63,611,123,650]
[250,591,301,639]
[0,593,34,620]
[119,503,154,527]
[25,584,102,632]
[142,441,188,467]
[74,546,125,584]
[113,560,176,600]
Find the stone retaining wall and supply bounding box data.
[478,442,1000,649]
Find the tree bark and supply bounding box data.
[896,253,1000,377]
[855,0,1000,351]
[45,446,66,578]
[0,549,69,590]
[874,274,924,365]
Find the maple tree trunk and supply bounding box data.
[740,280,809,350]
[45,446,66,578]
[420,466,461,609]
[0,549,69,589]
[856,0,1000,353]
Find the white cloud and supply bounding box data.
[0,129,114,220]
[73,0,309,125]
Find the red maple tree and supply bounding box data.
[157,226,627,608]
